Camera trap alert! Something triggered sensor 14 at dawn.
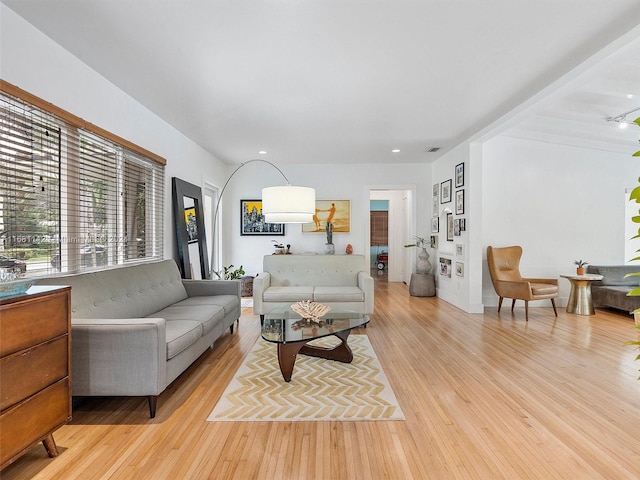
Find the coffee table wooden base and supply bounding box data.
[277,330,353,382]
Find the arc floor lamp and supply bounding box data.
[211,159,316,272]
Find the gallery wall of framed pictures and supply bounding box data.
[433,161,467,277]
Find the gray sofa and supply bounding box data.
[586,264,640,314]
[253,254,374,321]
[36,259,241,417]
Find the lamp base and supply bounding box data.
[324,243,335,255]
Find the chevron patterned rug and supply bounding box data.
[207,335,404,421]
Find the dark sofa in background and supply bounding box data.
[587,265,640,314]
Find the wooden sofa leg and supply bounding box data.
[260,315,264,326]
[525,301,529,322]
[550,298,558,317]
[148,395,157,418]
[511,299,516,312]
[230,323,234,334]
[497,297,504,312]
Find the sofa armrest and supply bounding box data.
[358,271,375,314]
[182,279,241,297]
[71,317,166,397]
[252,272,271,314]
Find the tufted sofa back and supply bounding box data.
[263,254,366,287]
[36,260,188,318]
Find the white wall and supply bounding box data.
[0,5,228,262]
[482,135,640,306]
[220,163,429,277]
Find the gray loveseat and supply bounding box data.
[586,264,640,314]
[253,254,374,321]
[36,259,240,417]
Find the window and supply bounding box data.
[0,84,165,277]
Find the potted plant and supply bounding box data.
[214,264,245,280]
[574,259,588,275]
[405,235,431,274]
[626,114,640,376]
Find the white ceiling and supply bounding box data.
[3,0,640,164]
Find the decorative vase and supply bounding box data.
[416,247,432,274]
[576,267,585,275]
[325,243,335,255]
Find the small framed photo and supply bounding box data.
[431,217,439,233]
[455,189,464,215]
[432,196,438,216]
[455,243,464,258]
[455,162,464,188]
[455,262,464,277]
[454,219,461,236]
[432,183,439,197]
[446,213,453,241]
[430,235,438,249]
[439,257,452,277]
[441,179,452,203]
[459,218,466,231]
[240,199,285,236]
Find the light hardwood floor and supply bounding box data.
[3,277,640,479]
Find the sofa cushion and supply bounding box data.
[263,286,314,302]
[313,286,364,302]
[163,320,203,360]
[587,265,640,286]
[152,303,225,337]
[177,295,239,317]
[36,260,189,318]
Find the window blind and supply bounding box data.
[0,88,164,277]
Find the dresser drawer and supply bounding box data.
[0,290,69,357]
[0,378,71,468]
[0,335,69,411]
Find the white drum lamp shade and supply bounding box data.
[262,185,315,223]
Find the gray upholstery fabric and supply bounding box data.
[35,260,241,404]
[586,265,640,313]
[254,254,374,316]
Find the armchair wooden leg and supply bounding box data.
[511,299,516,312]
[525,301,529,322]
[550,298,558,317]
[497,297,504,312]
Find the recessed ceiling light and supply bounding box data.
[258,150,267,155]
[392,149,400,153]
[627,94,634,99]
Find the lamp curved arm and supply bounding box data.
[212,159,290,237]
[211,159,291,274]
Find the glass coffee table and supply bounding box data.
[262,307,369,382]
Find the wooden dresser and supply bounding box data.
[0,285,72,470]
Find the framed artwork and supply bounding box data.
[455,243,464,258]
[439,257,452,277]
[455,262,464,277]
[184,207,198,243]
[455,162,465,188]
[431,217,439,233]
[240,199,285,236]
[302,200,350,233]
[441,179,452,203]
[453,219,461,236]
[432,195,438,216]
[432,183,439,197]
[459,218,466,231]
[455,189,464,215]
[430,235,438,249]
[446,213,453,241]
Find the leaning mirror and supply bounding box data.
[172,177,210,279]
